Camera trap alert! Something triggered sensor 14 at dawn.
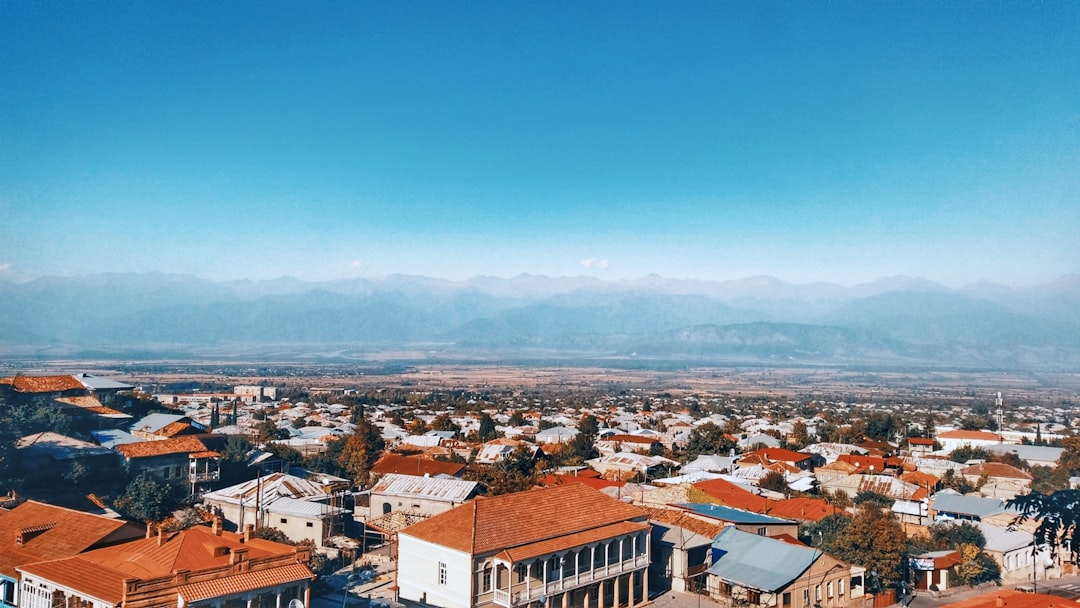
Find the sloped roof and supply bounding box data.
[930,493,1007,518]
[55,395,131,418]
[400,483,646,556]
[178,562,313,601]
[202,472,333,508]
[674,503,793,526]
[370,453,465,477]
[708,527,820,591]
[691,477,773,513]
[370,473,479,503]
[938,430,1002,441]
[641,506,726,540]
[115,436,212,459]
[745,448,812,463]
[0,500,137,579]
[1,375,85,393]
[959,462,1033,480]
[768,497,837,522]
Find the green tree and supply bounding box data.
[209,403,220,429]
[429,413,460,434]
[477,413,499,442]
[830,504,907,593]
[930,521,985,550]
[685,422,736,459]
[114,473,180,523]
[337,419,385,486]
[800,513,851,552]
[1008,489,1080,562]
[759,470,789,493]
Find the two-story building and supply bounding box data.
[16,521,314,608]
[0,501,145,608]
[114,436,221,494]
[397,484,651,608]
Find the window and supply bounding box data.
[815,585,821,602]
[482,565,492,592]
[839,579,845,597]
[438,562,447,585]
[280,518,288,524]
[782,592,791,607]
[306,522,314,528]
[827,582,834,599]
[757,527,767,536]
[163,467,171,479]
[747,590,760,605]
[719,582,732,597]
[515,564,527,583]
[803,589,810,608]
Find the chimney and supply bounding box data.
[212,518,222,536]
[995,596,1004,608]
[230,546,248,565]
[243,523,254,543]
[145,524,154,539]
[157,526,165,546]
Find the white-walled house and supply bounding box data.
[397,484,651,608]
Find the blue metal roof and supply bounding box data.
[708,527,821,591]
[676,503,794,525]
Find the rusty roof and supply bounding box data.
[691,477,773,513]
[1,375,86,393]
[115,436,212,459]
[370,453,465,477]
[400,483,647,556]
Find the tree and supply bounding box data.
[789,421,812,449]
[429,413,459,434]
[930,521,985,550]
[685,422,736,459]
[950,446,992,464]
[478,413,499,442]
[337,419,385,487]
[800,513,851,552]
[114,473,180,523]
[1008,489,1080,563]
[209,403,220,429]
[759,470,789,493]
[830,504,907,593]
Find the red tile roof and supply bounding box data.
[641,506,726,539]
[401,483,646,556]
[937,430,1003,441]
[960,462,1033,480]
[908,437,935,446]
[0,500,139,579]
[115,436,213,459]
[768,497,838,522]
[371,453,465,477]
[540,473,624,491]
[17,554,128,603]
[691,478,773,513]
[178,562,315,601]
[1,375,85,393]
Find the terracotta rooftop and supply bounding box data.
[960,462,1033,480]
[601,434,659,444]
[114,436,213,459]
[641,506,726,539]
[370,453,465,477]
[939,589,1069,608]
[1,375,85,393]
[400,483,646,556]
[768,497,838,522]
[55,395,130,417]
[691,478,773,513]
[178,562,314,601]
[908,437,936,445]
[938,430,1003,441]
[0,500,140,579]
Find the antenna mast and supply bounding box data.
[995,392,1003,443]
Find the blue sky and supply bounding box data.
[2,2,1078,287]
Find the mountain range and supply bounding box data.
[2,272,1079,371]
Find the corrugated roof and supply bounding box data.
[674,503,793,525]
[931,493,1008,518]
[115,436,212,459]
[202,472,332,508]
[708,527,820,591]
[370,473,479,503]
[370,453,466,477]
[265,496,347,519]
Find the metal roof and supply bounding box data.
[264,496,348,519]
[930,492,1008,519]
[708,527,820,591]
[675,503,794,525]
[369,473,479,503]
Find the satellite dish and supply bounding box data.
[288,599,304,608]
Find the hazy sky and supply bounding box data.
[2,2,1078,287]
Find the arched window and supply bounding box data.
[382,502,392,514]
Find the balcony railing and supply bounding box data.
[493,554,649,607]
[189,470,221,482]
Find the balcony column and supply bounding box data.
[642,569,648,606]
[562,591,569,608]
[584,585,591,608]
[304,584,311,608]
[614,575,621,608]
[526,562,533,602]
[604,542,610,575]
[275,592,282,608]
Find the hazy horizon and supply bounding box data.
[2,2,1077,288]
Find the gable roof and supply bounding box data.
[691,477,773,513]
[0,500,138,579]
[400,483,646,557]
[768,497,837,522]
[369,473,479,503]
[930,493,1008,519]
[370,453,465,477]
[1,375,86,393]
[937,430,1002,441]
[959,462,1033,480]
[744,448,811,464]
[674,503,793,526]
[708,527,821,591]
[115,436,215,459]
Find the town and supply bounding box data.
[0,367,1077,608]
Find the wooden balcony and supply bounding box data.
[493,554,649,607]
